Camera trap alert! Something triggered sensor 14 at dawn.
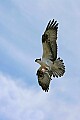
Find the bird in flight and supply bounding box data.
[35,19,65,92]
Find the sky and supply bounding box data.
[0,0,80,120]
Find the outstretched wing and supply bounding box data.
[42,19,58,61]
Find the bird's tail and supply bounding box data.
[52,57,65,78]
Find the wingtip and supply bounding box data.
[46,19,58,30]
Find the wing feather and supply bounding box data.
[42,19,58,61]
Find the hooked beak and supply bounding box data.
[35,58,41,62]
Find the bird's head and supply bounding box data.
[35,58,41,63]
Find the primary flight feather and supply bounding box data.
[35,19,65,92]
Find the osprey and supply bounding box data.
[35,19,65,92]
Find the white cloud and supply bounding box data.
[0,72,80,120]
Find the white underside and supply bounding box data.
[42,58,53,66]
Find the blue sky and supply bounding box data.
[0,0,80,120]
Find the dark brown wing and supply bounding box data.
[42,19,58,61]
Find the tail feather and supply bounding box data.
[52,57,65,78]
